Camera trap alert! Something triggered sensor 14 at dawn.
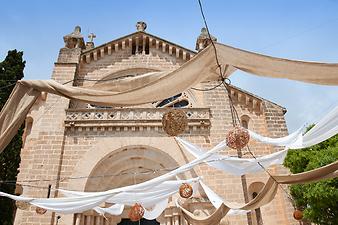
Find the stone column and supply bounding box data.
[14,42,82,225]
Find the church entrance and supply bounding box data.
[118,219,159,225]
[72,145,182,225]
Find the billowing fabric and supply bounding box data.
[178,161,338,225]
[248,127,304,147]
[0,178,199,214]
[175,105,338,176]
[0,83,40,154]
[143,198,169,220]
[199,181,249,215]
[249,105,338,149]
[0,142,224,214]
[215,43,338,85]
[0,148,337,217]
[176,137,288,176]
[1,42,338,154]
[94,204,124,216]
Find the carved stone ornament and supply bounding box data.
[136,21,147,31]
[226,126,250,149]
[128,203,145,221]
[162,109,188,136]
[195,27,217,51]
[293,210,303,221]
[16,201,30,210]
[36,206,47,215]
[179,183,193,198]
[63,26,85,49]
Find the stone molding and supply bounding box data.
[65,108,211,134]
[80,32,195,64]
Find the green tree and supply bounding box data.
[284,126,338,225]
[0,50,25,225]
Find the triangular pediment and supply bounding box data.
[80,31,196,64]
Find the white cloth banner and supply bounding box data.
[249,105,338,149]
[248,127,303,147]
[94,204,124,216]
[0,178,199,214]
[0,141,226,214]
[176,105,338,176]
[176,137,288,176]
[199,181,249,215]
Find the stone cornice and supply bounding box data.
[80,31,196,64]
[65,108,211,135]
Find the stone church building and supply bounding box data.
[14,22,295,225]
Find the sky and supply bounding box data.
[1,0,338,131]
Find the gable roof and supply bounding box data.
[83,31,196,55]
[80,31,197,65]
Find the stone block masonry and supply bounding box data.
[14,26,296,225]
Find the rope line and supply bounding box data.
[197,0,295,205]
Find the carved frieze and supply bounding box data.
[65,108,211,134]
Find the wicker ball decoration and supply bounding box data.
[226,126,250,149]
[162,109,188,136]
[293,210,303,221]
[15,184,23,195]
[36,207,47,215]
[129,203,145,222]
[179,183,193,198]
[15,201,30,210]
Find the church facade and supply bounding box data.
[14,22,296,225]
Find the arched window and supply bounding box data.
[155,93,191,108]
[240,115,250,129]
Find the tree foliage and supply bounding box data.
[284,126,338,225]
[0,50,25,225]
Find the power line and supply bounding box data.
[196,0,295,206]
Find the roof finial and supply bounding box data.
[88,33,96,42]
[195,27,217,52]
[86,33,96,49]
[63,26,85,49]
[136,21,147,32]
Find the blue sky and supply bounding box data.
[1,0,338,131]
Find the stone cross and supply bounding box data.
[88,33,96,42]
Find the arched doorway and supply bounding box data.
[73,145,182,225]
[85,145,181,191]
[118,218,159,225]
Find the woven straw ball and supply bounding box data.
[226,126,250,149]
[15,184,23,195]
[179,183,193,198]
[36,207,47,215]
[293,210,303,221]
[16,201,30,210]
[162,109,188,136]
[129,203,145,222]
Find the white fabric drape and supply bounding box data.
[0,178,199,214]
[248,127,303,147]
[176,137,288,176]
[198,181,249,215]
[249,105,338,149]
[175,105,338,176]
[94,204,124,216]
[0,142,224,214]
[143,198,169,220]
